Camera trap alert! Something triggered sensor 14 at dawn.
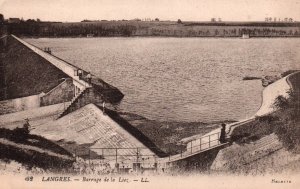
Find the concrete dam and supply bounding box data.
[1,34,299,173]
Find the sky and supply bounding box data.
[0,0,300,22]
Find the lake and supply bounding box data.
[26,37,300,122]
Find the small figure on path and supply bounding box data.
[102,101,105,114]
[23,118,31,133]
[219,123,226,143]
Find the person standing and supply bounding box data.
[23,118,31,133]
[219,123,226,143]
[86,72,92,83]
[102,101,105,114]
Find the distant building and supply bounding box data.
[8,18,20,24]
[130,18,141,21]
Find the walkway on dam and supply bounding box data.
[11,35,91,90]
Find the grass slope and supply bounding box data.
[0,128,75,171]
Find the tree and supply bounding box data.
[0,14,4,23]
[155,18,159,21]
[177,19,182,24]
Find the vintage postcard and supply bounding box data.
[0,0,299,188]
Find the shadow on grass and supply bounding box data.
[0,128,75,171]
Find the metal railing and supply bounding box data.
[167,132,224,162]
[74,146,161,166]
[72,132,226,164]
[70,132,229,172]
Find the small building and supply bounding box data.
[8,18,21,24]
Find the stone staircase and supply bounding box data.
[57,88,88,119]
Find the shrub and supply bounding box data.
[273,90,300,153]
[12,127,29,142]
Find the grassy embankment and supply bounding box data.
[0,127,75,173]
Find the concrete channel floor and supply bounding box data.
[0,102,70,129]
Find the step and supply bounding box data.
[57,88,88,118]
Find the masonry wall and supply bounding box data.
[40,78,74,106]
[0,94,41,115]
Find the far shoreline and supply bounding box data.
[21,35,300,39]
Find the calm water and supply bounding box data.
[27,37,300,122]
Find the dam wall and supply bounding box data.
[0,34,124,116]
[0,35,70,100]
[11,35,90,90]
[11,34,124,104]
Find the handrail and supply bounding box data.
[42,78,67,96]
[57,87,89,118]
[167,132,225,161]
[73,146,160,164]
[70,132,228,165]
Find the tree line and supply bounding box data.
[2,20,300,37]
